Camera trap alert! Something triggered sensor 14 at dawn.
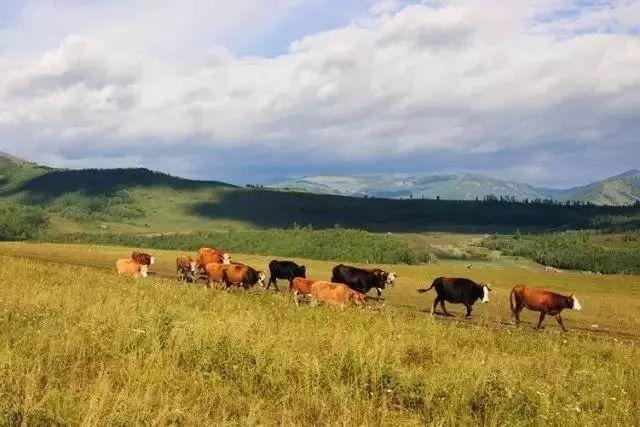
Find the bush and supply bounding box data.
[0,201,47,240]
[483,230,640,274]
[44,226,431,265]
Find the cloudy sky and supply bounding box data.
[1,0,639,187]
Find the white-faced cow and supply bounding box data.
[510,285,582,331]
[132,251,155,266]
[331,264,392,297]
[417,277,490,318]
[176,255,197,283]
[266,260,306,291]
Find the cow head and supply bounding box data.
[297,265,307,278]
[569,294,582,311]
[481,283,491,303]
[139,264,149,278]
[222,253,231,265]
[189,260,197,273]
[149,256,156,265]
[351,291,367,306]
[257,271,266,287]
[386,272,397,286]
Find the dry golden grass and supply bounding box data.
[0,243,639,425]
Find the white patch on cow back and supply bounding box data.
[481,285,490,303]
[572,295,582,311]
[150,256,156,265]
[140,265,149,278]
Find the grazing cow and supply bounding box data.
[223,264,265,289]
[196,247,230,272]
[417,277,490,318]
[132,251,155,266]
[267,260,306,291]
[116,258,148,278]
[204,263,226,289]
[510,285,582,331]
[331,264,391,297]
[176,255,197,283]
[310,281,366,308]
[290,277,317,306]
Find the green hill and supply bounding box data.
[1,153,639,236]
[559,170,640,206]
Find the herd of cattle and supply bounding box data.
[115,247,583,331]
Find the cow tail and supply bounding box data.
[416,280,436,294]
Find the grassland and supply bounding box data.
[1,242,639,425]
[484,230,640,274]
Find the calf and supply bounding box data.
[132,251,155,266]
[116,258,148,278]
[267,260,306,291]
[510,285,582,331]
[176,255,197,283]
[331,264,390,297]
[223,264,266,289]
[417,277,490,318]
[310,281,366,308]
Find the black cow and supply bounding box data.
[417,277,490,318]
[331,264,391,297]
[267,260,306,291]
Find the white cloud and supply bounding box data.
[1,0,639,185]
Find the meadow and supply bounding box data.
[1,242,639,425]
[484,230,640,274]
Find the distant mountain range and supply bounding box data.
[272,170,640,205]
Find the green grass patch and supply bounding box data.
[484,230,640,274]
[43,226,432,264]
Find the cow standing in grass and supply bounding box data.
[510,285,582,331]
[266,260,306,291]
[196,247,230,274]
[132,251,155,266]
[176,255,197,283]
[417,277,490,318]
[116,259,148,278]
[331,264,393,297]
[309,281,366,308]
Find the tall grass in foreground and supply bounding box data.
[44,227,431,264]
[1,256,638,425]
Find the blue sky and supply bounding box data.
[0,0,639,188]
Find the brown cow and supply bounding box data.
[196,247,230,272]
[510,285,582,331]
[132,251,155,266]
[310,281,366,308]
[223,264,265,289]
[176,255,197,283]
[291,277,317,306]
[116,258,148,278]
[204,263,227,289]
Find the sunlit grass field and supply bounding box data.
[1,242,639,424]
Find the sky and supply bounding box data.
[0,0,639,188]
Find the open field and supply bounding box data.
[1,243,639,424]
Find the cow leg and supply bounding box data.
[432,297,440,315]
[440,300,453,317]
[555,314,567,332]
[535,312,546,330]
[463,303,472,319]
[513,303,523,324]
